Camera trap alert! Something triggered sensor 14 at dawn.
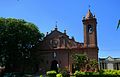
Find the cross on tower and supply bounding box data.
[89,5,91,9]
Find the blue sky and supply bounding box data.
[0,0,120,58]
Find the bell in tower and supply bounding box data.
[82,9,98,48]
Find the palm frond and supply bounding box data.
[117,19,120,30]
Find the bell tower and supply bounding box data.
[82,9,97,48]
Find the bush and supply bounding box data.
[40,75,43,77]
[74,71,85,76]
[85,72,99,75]
[101,69,120,75]
[117,70,120,75]
[74,70,120,77]
[74,71,99,76]
[46,70,57,77]
[56,73,62,77]
[59,68,70,77]
[92,72,99,75]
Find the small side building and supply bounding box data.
[99,56,120,70]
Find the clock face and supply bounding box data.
[88,25,93,33]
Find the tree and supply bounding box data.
[117,19,120,30]
[72,54,98,72]
[89,59,98,71]
[0,18,44,72]
[72,54,88,71]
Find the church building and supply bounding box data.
[37,9,99,73]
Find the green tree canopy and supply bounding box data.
[72,54,88,71]
[72,54,98,72]
[89,59,98,71]
[0,18,44,72]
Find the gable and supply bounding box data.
[39,29,83,50]
[106,56,114,61]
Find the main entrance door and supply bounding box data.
[51,60,58,72]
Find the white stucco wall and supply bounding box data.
[107,63,113,70]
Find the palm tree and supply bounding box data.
[117,19,120,30]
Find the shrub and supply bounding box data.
[102,70,120,75]
[46,70,57,77]
[117,70,120,75]
[85,72,99,75]
[40,75,43,77]
[92,72,99,75]
[59,68,70,77]
[99,70,120,76]
[74,70,103,76]
[74,71,85,76]
[74,70,120,76]
[56,73,62,77]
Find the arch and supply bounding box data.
[51,60,58,72]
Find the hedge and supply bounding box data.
[74,70,120,77]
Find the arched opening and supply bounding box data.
[51,60,58,72]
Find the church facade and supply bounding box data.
[37,9,99,73]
